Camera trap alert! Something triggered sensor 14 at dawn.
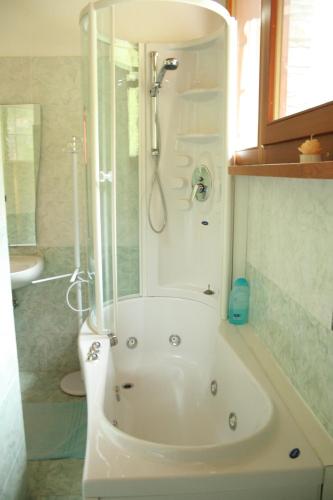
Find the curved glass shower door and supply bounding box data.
[81,0,235,333]
[81,5,140,334]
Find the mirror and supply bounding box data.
[0,104,41,246]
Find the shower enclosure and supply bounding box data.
[78,3,327,500]
[81,0,235,338]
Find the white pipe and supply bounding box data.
[71,136,83,329]
[109,5,119,337]
[32,273,73,284]
[89,3,104,334]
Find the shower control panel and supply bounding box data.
[191,165,212,202]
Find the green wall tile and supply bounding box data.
[247,262,333,436]
[245,176,333,438]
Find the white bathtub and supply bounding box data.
[79,297,323,500]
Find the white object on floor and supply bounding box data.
[60,371,86,396]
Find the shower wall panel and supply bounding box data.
[145,34,227,305]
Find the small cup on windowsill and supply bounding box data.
[299,153,322,163]
[298,137,322,163]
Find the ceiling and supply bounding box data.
[0,0,88,56]
[0,0,226,57]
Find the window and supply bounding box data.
[234,0,261,150]
[233,0,333,163]
[276,0,333,119]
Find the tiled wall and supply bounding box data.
[0,165,26,499]
[1,55,141,373]
[245,176,333,437]
[0,57,85,374]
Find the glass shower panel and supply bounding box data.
[114,41,140,298]
[81,15,97,327]
[96,9,114,331]
[95,7,140,332]
[98,39,113,294]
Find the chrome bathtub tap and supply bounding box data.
[87,351,98,362]
[91,341,101,352]
[86,341,101,361]
[107,332,118,348]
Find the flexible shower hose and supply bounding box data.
[148,155,168,233]
[148,98,168,234]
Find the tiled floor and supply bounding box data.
[27,460,83,500]
[20,371,80,403]
[20,371,85,500]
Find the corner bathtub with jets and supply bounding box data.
[79,297,325,500]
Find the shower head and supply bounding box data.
[155,57,179,88]
[163,57,179,71]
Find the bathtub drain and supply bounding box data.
[122,383,134,389]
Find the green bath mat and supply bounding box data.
[23,401,87,460]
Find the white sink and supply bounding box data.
[10,255,44,290]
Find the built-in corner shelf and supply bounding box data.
[228,161,333,180]
[177,133,220,144]
[179,88,222,101]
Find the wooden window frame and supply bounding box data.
[235,0,333,165]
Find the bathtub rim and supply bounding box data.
[84,293,218,336]
[82,296,276,460]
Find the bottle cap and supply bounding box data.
[234,277,248,287]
